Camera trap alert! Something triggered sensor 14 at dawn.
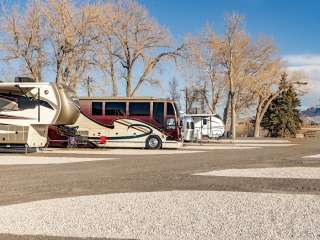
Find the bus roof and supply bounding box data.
[78,96,175,102]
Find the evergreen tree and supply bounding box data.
[261,73,302,137]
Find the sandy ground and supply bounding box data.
[43,148,204,155]
[195,167,320,179]
[303,154,320,158]
[203,139,291,143]
[0,156,116,165]
[182,145,259,150]
[0,191,319,240]
[0,139,319,240]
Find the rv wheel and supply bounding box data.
[146,135,162,149]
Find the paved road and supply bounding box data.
[0,139,319,239]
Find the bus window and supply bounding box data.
[166,117,176,130]
[92,102,103,115]
[129,102,150,116]
[153,102,164,125]
[167,102,175,115]
[105,102,126,116]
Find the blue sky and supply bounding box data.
[137,0,320,110]
[3,0,320,110]
[139,0,320,55]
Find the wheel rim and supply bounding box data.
[149,137,159,148]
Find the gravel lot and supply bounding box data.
[0,191,319,240]
[195,167,320,179]
[0,139,319,240]
[45,149,204,155]
[0,156,116,165]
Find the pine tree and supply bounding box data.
[261,73,302,137]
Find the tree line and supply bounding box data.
[0,0,307,138]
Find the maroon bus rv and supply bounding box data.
[48,97,182,149]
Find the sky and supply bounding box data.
[3,0,320,111]
[137,0,320,110]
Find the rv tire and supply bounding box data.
[145,135,162,149]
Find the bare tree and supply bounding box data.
[42,0,98,90]
[93,2,119,96]
[168,77,180,101]
[183,27,226,113]
[219,13,252,139]
[253,70,307,137]
[0,0,45,81]
[108,0,183,97]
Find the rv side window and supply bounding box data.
[153,102,164,125]
[167,102,175,115]
[203,119,207,125]
[129,102,150,116]
[105,102,126,116]
[92,102,103,115]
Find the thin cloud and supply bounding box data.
[283,54,320,108]
[284,54,320,67]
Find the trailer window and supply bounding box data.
[129,102,150,116]
[167,102,175,115]
[105,102,126,116]
[203,119,208,125]
[92,102,103,115]
[153,102,164,125]
[187,122,194,129]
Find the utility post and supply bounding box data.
[185,87,188,114]
[86,76,94,97]
[180,87,189,114]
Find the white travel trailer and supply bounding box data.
[185,114,225,140]
[181,115,194,142]
[0,78,80,151]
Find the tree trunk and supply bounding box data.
[126,80,131,97]
[108,47,117,96]
[254,99,263,137]
[223,92,231,125]
[253,91,283,137]
[111,65,117,96]
[230,92,236,140]
[126,69,132,97]
[254,117,261,137]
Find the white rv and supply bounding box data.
[181,115,194,142]
[185,114,225,140]
[0,78,80,151]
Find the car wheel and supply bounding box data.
[145,135,162,149]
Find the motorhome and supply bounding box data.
[0,78,80,151]
[185,114,224,140]
[48,97,182,149]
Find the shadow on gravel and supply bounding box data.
[0,234,138,240]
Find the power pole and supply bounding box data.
[86,76,93,97]
[185,87,188,114]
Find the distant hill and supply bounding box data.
[301,107,320,124]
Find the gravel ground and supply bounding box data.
[183,145,259,150]
[203,139,291,144]
[0,191,319,240]
[195,167,320,179]
[303,154,320,159]
[233,143,295,147]
[0,156,116,165]
[45,149,204,155]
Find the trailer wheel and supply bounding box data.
[145,135,162,149]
